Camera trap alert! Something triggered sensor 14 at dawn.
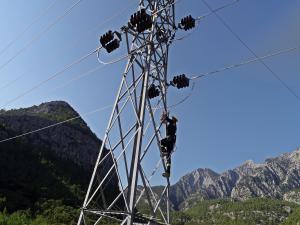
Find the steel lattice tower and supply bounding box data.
[78,0,176,224]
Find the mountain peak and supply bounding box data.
[0,100,101,171]
[2,101,88,129]
[24,101,77,116]
[170,147,300,209]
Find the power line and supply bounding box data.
[201,0,300,102]
[66,0,136,51]
[0,103,113,143]
[0,1,134,95]
[170,44,300,109]
[1,43,300,146]
[44,64,105,95]
[2,42,299,142]
[0,0,138,109]
[0,0,59,57]
[190,44,300,80]
[0,74,24,91]
[196,0,239,21]
[173,0,239,42]
[0,46,100,111]
[0,0,83,74]
[0,42,140,112]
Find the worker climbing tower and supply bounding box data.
[77,0,178,224]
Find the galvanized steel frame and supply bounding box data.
[77,1,176,224]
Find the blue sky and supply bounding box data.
[0,0,300,183]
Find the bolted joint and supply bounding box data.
[172,74,190,89]
[179,15,196,31]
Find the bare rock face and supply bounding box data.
[0,101,101,172]
[0,101,123,211]
[231,149,300,200]
[170,148,300,209]
[283,190,300,205]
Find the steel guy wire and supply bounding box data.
[0,0,59,57]
[201,0,300,103]
[0,0,83,75]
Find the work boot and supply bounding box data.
[162,172,170,178]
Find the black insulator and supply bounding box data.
[129,9,152,33]
[131,13,139,25]
[141,8,146,16]
[173,76,179,84]
[105,39,120,53]
[148,84,160,99]
[180,15,195,31]
[100,30,114,47]
[172,74,190,89]
[145,15,152,29]
[130,15,135,25]
[137,11,142,21]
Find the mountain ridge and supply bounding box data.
[0,100,121,215]
[170,147,300,210]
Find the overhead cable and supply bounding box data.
[3,0,299,143]
[0,1,134,94]
[0,74,24,91]
[0,0,59,57]
[190,44,300,80]
[0,0,83,74]
[0,104,113,143]
[201,0,300,102]
[0,42,142,111]
[173,0,240,42]
[67,1,135,52]
[171,44,300,109]
[44,64,105,95]
[196,0,239,21]
[0,46,100,110]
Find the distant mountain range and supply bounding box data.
[1,101,300,224]
[170,148,300,210]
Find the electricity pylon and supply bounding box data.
[78,0,177,224]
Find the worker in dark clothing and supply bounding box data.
[160,112,178,178]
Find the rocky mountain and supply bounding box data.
[2,100,300,224]
[170,148,300,210]
[0,101,100,171]
[0,101,119,213]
